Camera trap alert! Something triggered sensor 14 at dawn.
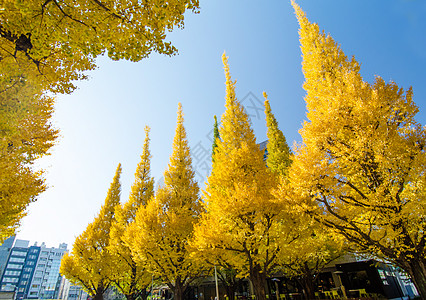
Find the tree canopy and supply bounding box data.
[61,164,122,300]
[0,79,57,242]
[108,127,154,300]
[193,53,290,300]
[0,0,199,243]
[126,104,203,300]
[0,0,200,93]
[276,1,426,298]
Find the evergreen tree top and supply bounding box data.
[263,92,292,177]
[212,115,220,162]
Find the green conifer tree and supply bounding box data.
[212,115,220,160]
[263,92,292,176]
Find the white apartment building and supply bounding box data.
[26,243,67,299]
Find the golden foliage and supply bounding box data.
[126,104,202,300]
[0,0,198,241]
[60,164,122,297]
[0,78,57,242]
[108,127,154,299]
[0,0,200,93]
[282,1,426,296]
[193,54,298,300]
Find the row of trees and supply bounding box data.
[61,2,426,300]
[0,0,200,242]
[59,55,345,300]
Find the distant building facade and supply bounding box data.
[15,245,40,300]
[0,239,67,300]
[58,277,88,300]
[26,242,67,299]
[0,236,16,279]
[0,240,30,294]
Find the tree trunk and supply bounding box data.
[217,269,239,300]
[93,293,104,300]
[172,276,186,300]
[297,262,316,300]
[139,288,149,300]
[124,265,148,300]
[93,286,104,300]
[92,281,106,300]
[405,259,426,300]
[250,264,267,300]
[224,283,236,300]
[126,291,148,300]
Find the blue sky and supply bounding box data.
[15,0,426,248]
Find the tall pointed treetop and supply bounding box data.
[61,163,122,300]
[219,52,256,154]
[263,92,292,177]
[128,103,202,300]
[95,163,122,230]
[123,126,154,220]
[109,129,153,300]
[164,103,199,207]
[292,0,362,132]
[282,2,426,298]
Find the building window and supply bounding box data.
[3,277,19,283]
[7,263,23,269]
[9,257,25,263]
[11,251,27,257]
[4,270,20,276]
[1,284,14,291]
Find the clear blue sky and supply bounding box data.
[16,0,426,248]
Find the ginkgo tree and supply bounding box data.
[277,1,426,298]
[193,54,297,300]
[0,0,200,94]
[189,115,246,300]
[278,218,345,299]
[264,89,346,299]
[126,104,203,300]
[0,0,199,241]
[0,79,57,242]
[108,127,154,300]
[61,164,122,300]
